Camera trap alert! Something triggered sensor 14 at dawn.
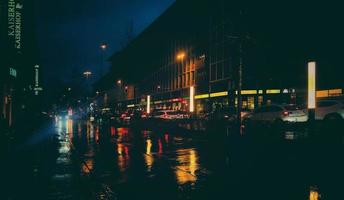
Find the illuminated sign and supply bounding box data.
[328,89,342,96]
[195,94,209,99]
[241,90,257,95]
[210,91,228,97]
[266,89,281,94]
[34,65,39,86]
[283,89,289,93]
[127,104,135,108]
[308,62,316,109]
[189,86,194,112]
[316,90,328,98]
[258,90,263,94]
[147,95,151,114]
[9,67,17,77]
[8,0,23,50]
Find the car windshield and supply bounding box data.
[283,105,302,111]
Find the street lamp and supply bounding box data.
[117,79,122,85]
[176,52,186,60]
[100,43,107,50]
[83,71,92,78]
[100,43,108,77]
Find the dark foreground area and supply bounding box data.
[2,118,344,200]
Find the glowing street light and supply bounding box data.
[100,43,107,50]
[308,61,316,121]
[147,95,151,114]
[176,52,185,60]
[189,86,195,112]
[117,79,122,85]
[83,71,92,78]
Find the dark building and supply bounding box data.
[97,0,344,114]
[1,0,41,128]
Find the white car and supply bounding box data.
[313,100,344,121]
[245,104,308,124]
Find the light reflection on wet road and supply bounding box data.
[43,118,344,200]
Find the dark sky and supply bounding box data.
[35,0,175,86]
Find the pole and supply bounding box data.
[237,42,243,131]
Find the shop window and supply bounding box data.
[247,96,255,110]
[267,99,272,105]
[242,101,248,109]
[258,96,263,107]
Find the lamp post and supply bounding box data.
[100,43,107,77]
[307,61,316,122]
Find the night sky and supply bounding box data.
[35,0,175,87]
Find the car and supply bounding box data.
[120,111,133,121]
[244,104,308,125]
[313,100,344,121]
[150,110,186,120]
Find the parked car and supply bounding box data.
[120,110,133,121]
[203,108,251,122]
[313,100,344,121]
[244,104,308,125]
[150,110,187,120]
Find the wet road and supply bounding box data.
[4,118,344,200]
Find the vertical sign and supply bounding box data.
[308,61,316,109]
[189,86,194,112]
[147,95,151,114]
[8,0,23,50]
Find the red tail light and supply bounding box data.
[283,111,289,116]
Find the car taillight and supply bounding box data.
[283,111,289,116]
[164,113,168,118]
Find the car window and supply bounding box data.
[284,105,301,111]
[317,101,337,107]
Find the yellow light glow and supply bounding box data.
[147,95,151,114]
[316,90,328,98]
[308,62,316,109]
[210,91,228,97]
[177,52,185,60]
[195,94,209,99]
[309,190,319,200]
[190,86,194,112]
[329,88,342,96]
[241,90,257,95]
[266,89,281,94]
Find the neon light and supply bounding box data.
[240,90,257,95]
[328,89,342,96]
[190,86,194,112]
[316,90,328,98]
[266,89,281,94]
[210,91,228,97]
[147,95,151,114]
[195,94,209,99]
[308,62,316,109]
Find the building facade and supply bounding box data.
[97,0,343,114]
[1,0,42,129]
